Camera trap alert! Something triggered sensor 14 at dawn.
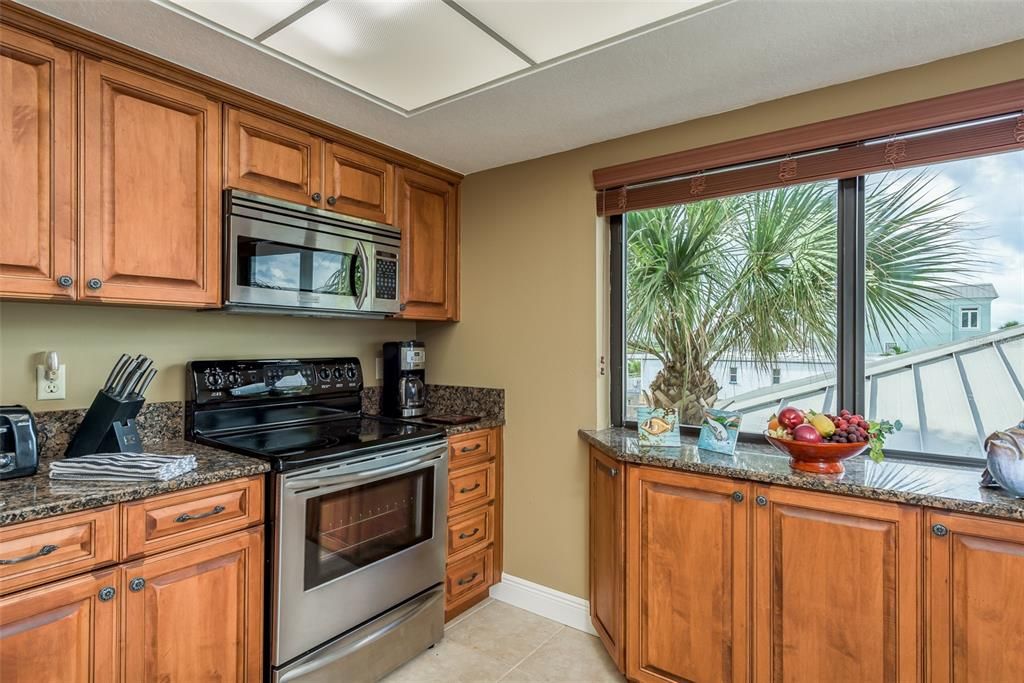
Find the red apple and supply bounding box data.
[778,407,805,431]
[792,424,823,443]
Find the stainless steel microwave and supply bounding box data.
[222,190,400,318]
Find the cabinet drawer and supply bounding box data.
[447,504,494,560]
[0,506,118,595]
[121,476,263,559]
[448,460,495,513]
[449,430,494,467]
[446,546,492,606]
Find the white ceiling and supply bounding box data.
[17,0,1024,174]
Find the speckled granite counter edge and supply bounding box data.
[580,428,1024,522]
[0,440,269,527]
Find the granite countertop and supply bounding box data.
[0,439,269,527]
[435,415,506,436]
[580,427,1024,522]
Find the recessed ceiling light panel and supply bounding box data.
[168,0,313,39]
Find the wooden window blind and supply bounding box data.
[595,80,1024,216]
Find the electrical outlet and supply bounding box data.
[375,357,383,381]
[37,364,66,400]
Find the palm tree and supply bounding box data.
[627,171,976,424]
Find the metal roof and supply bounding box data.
[725,326,1024,458]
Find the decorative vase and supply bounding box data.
[637,407,680,446]
[985,423,1024,497]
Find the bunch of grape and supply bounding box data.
[824,409,870,443]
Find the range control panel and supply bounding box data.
[188,357,363,404]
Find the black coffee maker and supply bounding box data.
[382,341,427,418]
[0,405,39,480]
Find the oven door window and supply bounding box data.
[237,236,363,296]
[304,468,434,590]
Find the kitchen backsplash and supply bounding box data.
[34,384,504,459]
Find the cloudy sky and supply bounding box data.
[918,149,1024,327]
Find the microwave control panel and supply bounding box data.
[375,251,398,301]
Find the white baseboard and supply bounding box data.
[489,573,597,636]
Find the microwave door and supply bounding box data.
[228,217,363,312]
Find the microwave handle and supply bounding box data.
[354,241,369,310]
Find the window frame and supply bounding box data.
[609,173,994,467]
[960,306,980,330]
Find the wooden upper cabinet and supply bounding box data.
[627,466,750,683]
[753,486,920,683]
[926,510,1024,682]
[396,167,459,321]
[225,107,323,207]
[589,448,625,673]
[325,143,393,224]
[80,57,220,307]
[122,527,263,683]
[0,568,120,683]
[0,27,75,300]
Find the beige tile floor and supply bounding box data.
[382,599,624,682]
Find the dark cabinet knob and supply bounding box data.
[311,192,321,202]
[932,523,949,537]
[87,278,103,290]
[732,491,744,502]
[756,495,768,507]
[129,577,146,592]
[98,586,116,602]
[57,275,73,288]
[327,196,337,206]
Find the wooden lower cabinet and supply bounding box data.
[0,567,120,683]
[444,427,502,621]
[123,527,263,682]
[753,485,920,683]
[626,466,750,683]
[589,447,625,672]
[926,510,1024,682]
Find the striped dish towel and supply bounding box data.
[49,453,197,481]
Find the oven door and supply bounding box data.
[227,215,374,313]
[273,440,448,667]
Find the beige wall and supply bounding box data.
[0,302,414,411]
[419,39,1024,599]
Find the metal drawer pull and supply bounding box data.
[457,572,479,586]
[932,523,949,537]
[327,196,337,206]
[175,504,225,523]
[595,460,618,477]
[458,483,481,494]
[756,495,768,507]
[0,544,58,565]
[129,577,146,592]
[460,444,482,453]
[57,275,73,288]
[732,491,744,502]
[458,528,480,540]
[98,586,116,602]
[86,278,103,290]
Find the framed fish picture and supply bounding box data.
[697,407,742,455]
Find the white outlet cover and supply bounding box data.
[375,357,383,381]
[36,364,67,400]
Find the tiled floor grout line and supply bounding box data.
[495,624,566,682]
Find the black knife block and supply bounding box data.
[64,391,145,458]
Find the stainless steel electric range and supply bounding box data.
[185,357,448,683]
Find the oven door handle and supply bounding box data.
[284,448,445,494]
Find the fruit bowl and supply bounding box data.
[763,432,868,474]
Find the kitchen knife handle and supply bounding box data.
[0,544,58,565]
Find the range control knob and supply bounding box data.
[225,371,242,387]
[205,370,224,389]
[345,364,358,381]
[332,367,345,381]
[317,367,331,382]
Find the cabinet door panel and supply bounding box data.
[226,107,323,206]
[627,467,749,683]
[590,448,625,672]
[326,143,392,223]
[396,167,458,320]
[927,511,1024,682]
[81,57,220,306]
[0,27,74,300]
[122,527,262,683]
[754,487,919,683]
[0,568,119,683]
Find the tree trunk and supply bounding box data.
[649,362,720,425]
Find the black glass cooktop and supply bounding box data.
[204,415,444,471]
